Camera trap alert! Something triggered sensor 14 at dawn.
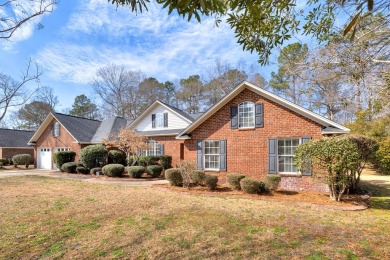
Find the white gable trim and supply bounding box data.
[128,101,192,130]
[176,81,350,139]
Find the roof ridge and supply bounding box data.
[54,112,102,122]
[0,128,34,132]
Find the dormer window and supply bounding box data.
[52,122,60,137]
[238,101,255,128]
[152,112,168,128]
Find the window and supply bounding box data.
[238,101,255,128]
[142,140,164,156]
[277,139,300,173]
[152,112,168,128]
[53,122,60,137]
[56,147,70,152]
[204,141,220,170]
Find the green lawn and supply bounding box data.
[0,176,389,259]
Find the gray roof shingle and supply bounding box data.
[90,117,131,143]
[0,128,34,147]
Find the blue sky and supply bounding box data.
[1,0,314,112]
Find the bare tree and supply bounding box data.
[0,58,42,122]
[1,0,57,39]
[36,86,58,109]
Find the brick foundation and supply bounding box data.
[278,175,329,193]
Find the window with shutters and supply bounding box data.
[238,101,255,128]
[204,141,220,170]
[155,113,164,128]
[277,139,300,173]
[152,112,168,128]
[53,122,60,137]
[142,140,163,156]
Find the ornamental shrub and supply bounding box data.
[266,175,281,191]
[61,162,78,173]
[53,151,76,171]
[146,165,163,178]
[138,156,160,167]
[204,174,218,190]
[376,137,390,175]
[160,155,172,169]
[0,158,8,165]
[12,154,31,168]
[76,166,89,174]
[192,170,205,186]
[90,167,102,175]
[240,178,262,194]
[227,173,246,190]
[108,150,126,165]
[102,164,125,177]
[165,168,183,186]
[126,166,145,178]
[80,145,107,169]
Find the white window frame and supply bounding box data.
[238,101,255,129]
[155,113,164,128]
[203,140,220,171]
[55,147,70,152]
[142,140,163,156]
[277,138,300,174]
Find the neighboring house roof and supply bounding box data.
[177,81,350,139]
[0,128,34,148]
[29,112,132,145]
[136,129,185,137]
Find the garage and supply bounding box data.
[38,148,52,169]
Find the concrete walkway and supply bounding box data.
[0,169,168,186]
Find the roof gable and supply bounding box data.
[0,129,34,147]
[177,81,350,138]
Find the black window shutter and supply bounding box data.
[268,138,277,174]
[163,113,168,127]
[255,103,264,128]
[219,140,227,171]
[152,114,156,128]
[300,137,312,176]
[196,140,203,170]
[230,106,238,129]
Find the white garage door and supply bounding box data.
[38,148,52,169]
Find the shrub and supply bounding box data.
[126,166,145,178]
[53,151,76,171]
[102,164,125,177]
[12,154,31,168]
[9,159,13,165]
[160,155,172,169]
[76,166,89,174]
[192,170,205,186]
[90,167,102,175]
[165,168,183,186]
[80,145,107,169]
[177,160,196,187]
[266,175,281,191]
[240,178,262,194]
[61,162,78,173]
[138,156,160,167]
[146,165,163,178]
[204,174,218,190]
[258,181,268,193]
[376,137,390,175]
[227,173,246,190]
[76,162,84,167]
[0,158,8,165]
[108,150,126,165]
[0,162,3,168]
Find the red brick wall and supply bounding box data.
[0,148,34,162]
[147,136,184,167]
[34,118,82,167]
[184,88,328,192]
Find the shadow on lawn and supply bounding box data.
[360,180,390,210]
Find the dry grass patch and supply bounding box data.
[0,176,389,259]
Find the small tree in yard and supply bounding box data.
[103,129,148,166]
[177,160,196,188]
[295,138,360,202]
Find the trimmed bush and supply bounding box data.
[102,164,125,177]
[227,173,246,190]
[0,158,8,165]
[204,174,218,190]
[12,154,31,168]
[192,170,205,186]
[61,162,78,173]
[108,150,126,165]
[146,165,163,178]
[376,138,390,175]
[160,155,172,169]
[240,178,263,194]
[53,151,76,171]
[0,162,3,168]
[76,166,89,174]
[126,166,145,178]
[138,156,160,167]
[266,175,281,191]
[90,167,102,175]
[165,168,183,186]
[80,145,107,169]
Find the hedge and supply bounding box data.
[76,166,89,174]
[146,165,163,178]
[160,155,172,169]
[108,150,126,165]
[126,166,145,178]
[53,151,76,170]
[192,170,205,186]
[240,178,267,194]
[102,164,125,177]
[61,162,78,173]
[226,173,246,190]
[80,145,107,169]
[90,167,102,175]
[12,154,31,168]
[165,168,182,186]
[204,174,218,190]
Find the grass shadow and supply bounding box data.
[360,180,390,210]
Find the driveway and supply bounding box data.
[0,169,168,186]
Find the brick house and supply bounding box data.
[28,113,130,169]
[0,128,34,162]
[176,81,350,192]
